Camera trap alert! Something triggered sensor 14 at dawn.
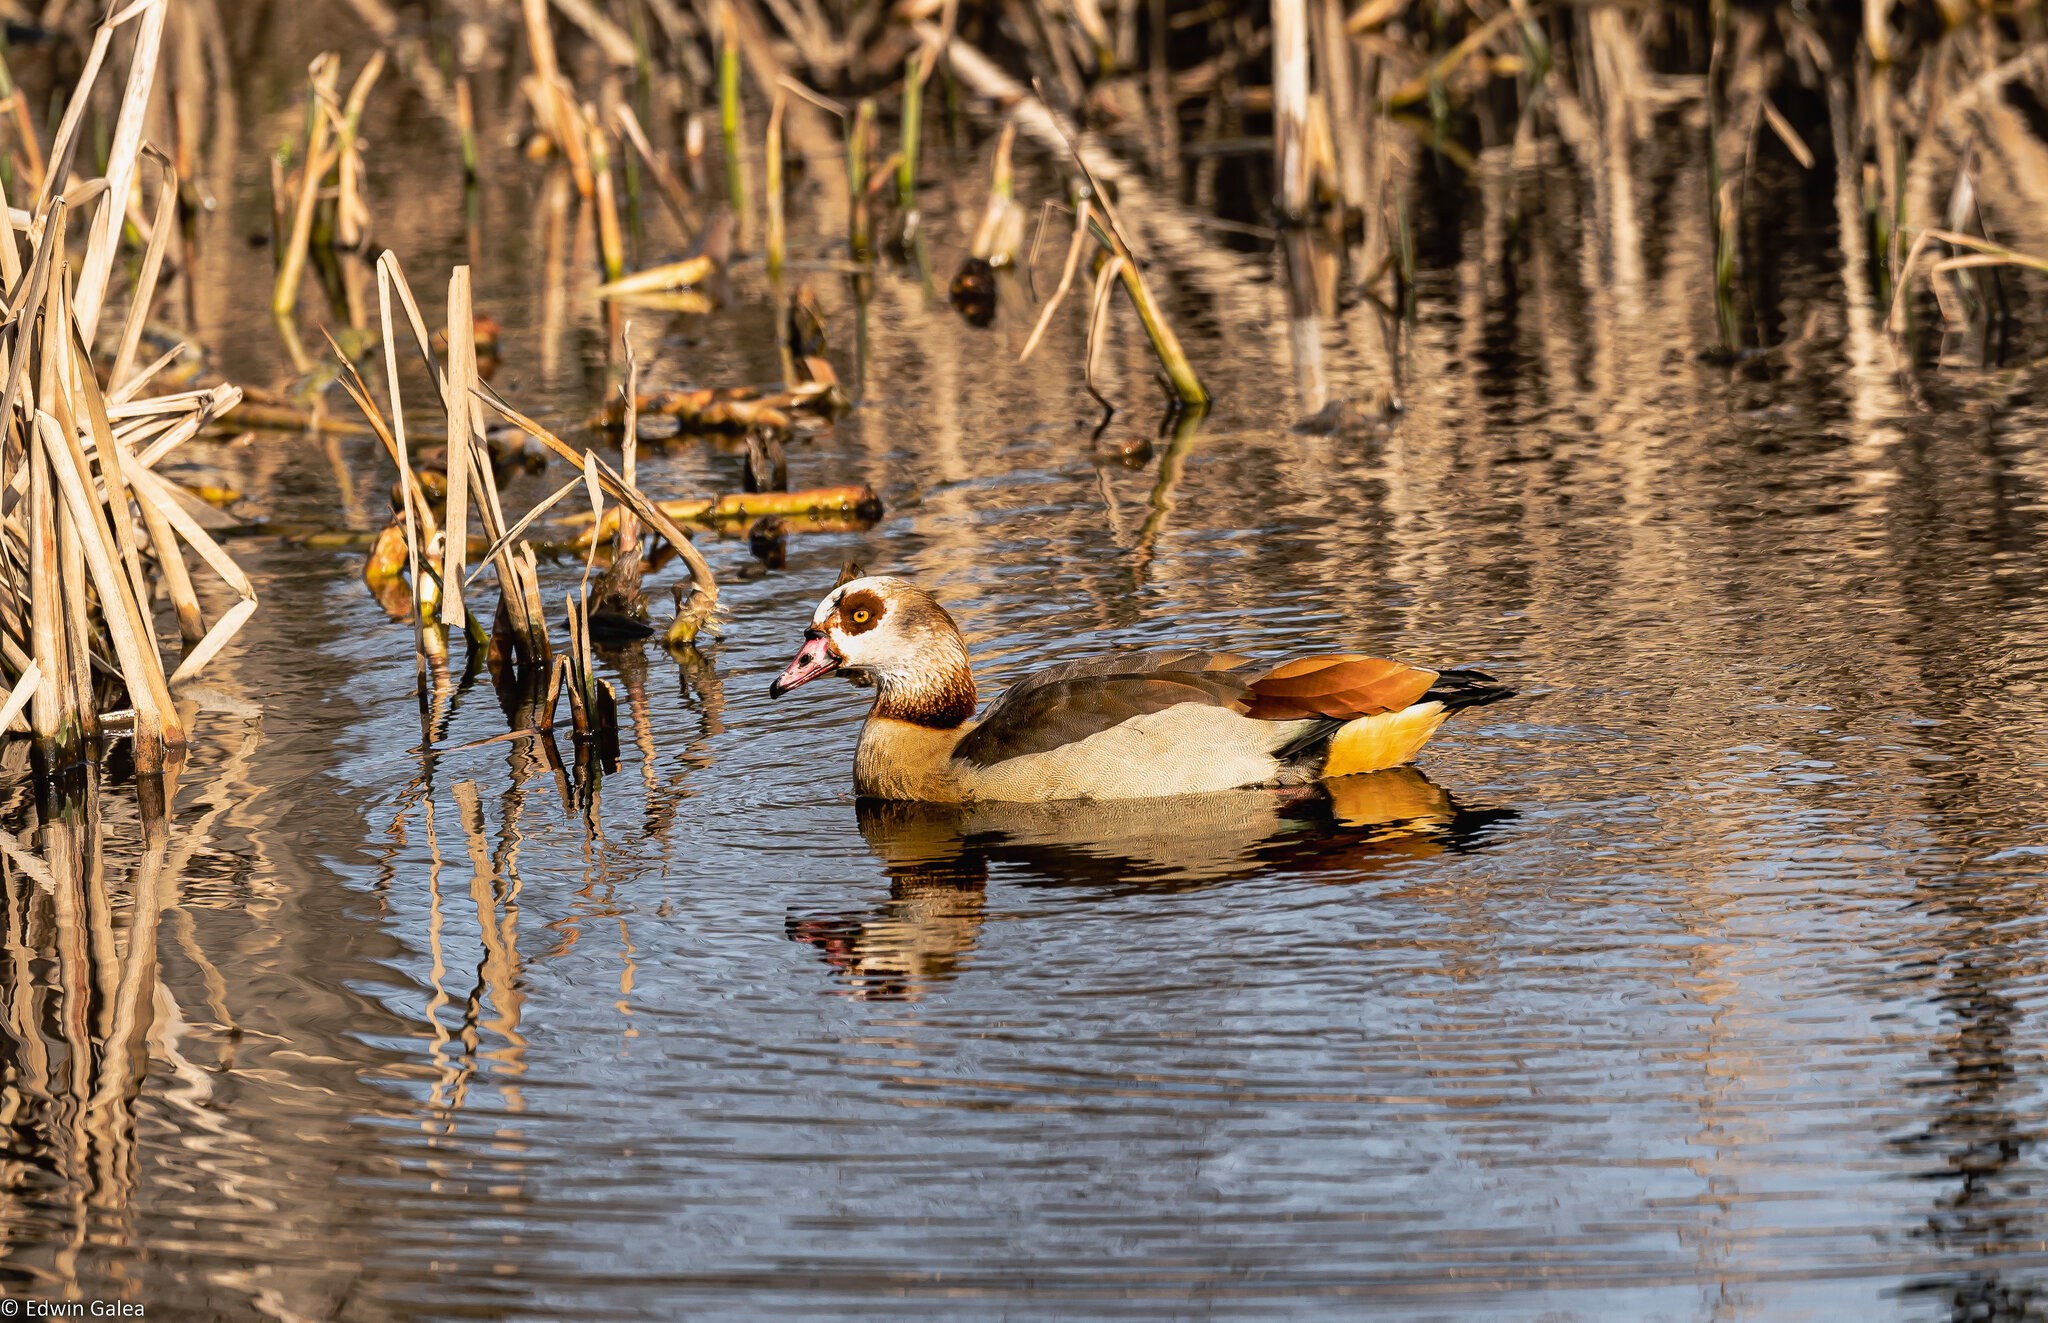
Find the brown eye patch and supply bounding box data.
[839,589,884,634]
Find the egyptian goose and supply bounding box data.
[761,573,1515,802]
[768,574,1514,803]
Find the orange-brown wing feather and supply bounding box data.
[1241,654,1439,721]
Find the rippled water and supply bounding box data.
[9,14,2048,1322]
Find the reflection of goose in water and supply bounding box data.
[785,767,1515,999]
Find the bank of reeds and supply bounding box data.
[0,0,255,796]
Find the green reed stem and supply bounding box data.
[899,55,922,215]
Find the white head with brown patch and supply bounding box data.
[769,574,978,728]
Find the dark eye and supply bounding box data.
[851,608,871,624]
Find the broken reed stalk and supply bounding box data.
[1271,0,1312,222]
[614,103,697,235]
[719,3,749,243]
[1110,240,1206,409]
[456,76,478,182]
[332,52,387,252]
[53,296,180,752]
[519,0,593,196]
[1019,197,1089,360]
[440,264,552,673]
[970,123,1024,264]
[1068,178,1207,407]
[72,0,166,341]
[1012,184,1205,407]
[439,268,474,628]
[26,425,73,760]
[272,54,340,322]
[848,99,875,261]
[108,148,177,394]
[589,107,625,283]
[899,52,924,216]
[766,91,786,278]
[37,409,176,772]
[1083,254,1124,410]
[564,460,615,738]
[617,344,642,565]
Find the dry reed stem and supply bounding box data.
[551,0,640,66]
[133,480,202,650]
[26,429,67,752]
[372,254,461,650]
[30,6,116,217]
[524,0,562,81]
[848,98,875,260]
[970,123,1024,263]
[1019,197,1090,361]
[1383,9,1518,109]
[589,107,625,284]
[594,257,713,296]
[384,256,550,667]
[333,52,388,252]
[0,661,40,737]
[375,250,452,412]
[473,384,719,610]
[618,338,641,560]
[129,384,240,468]
[1272,0,1311,220]
[36,413,174,767]
[272,54,341,322]
[60,313,166,675]
[1083,255,1125,410]
[568,485,877,542]
[766,92,787,278]
[468,473,587,581]
[108,149,178,395]
[73,0,166,341]
[613,104,698,235]
[1917,227,2048,275]
[0,198,61,436]
[440,267,476,628]
[519,0,593,196]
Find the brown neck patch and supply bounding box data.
[876,665,977,729]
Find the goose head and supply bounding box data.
[769,576,977,725]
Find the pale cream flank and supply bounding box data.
[852,701,1452,802]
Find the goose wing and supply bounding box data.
[954,650,1257,767]
[955,650,1439,769]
